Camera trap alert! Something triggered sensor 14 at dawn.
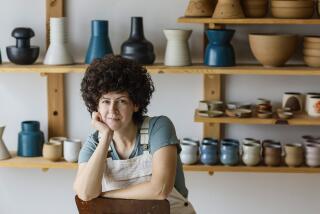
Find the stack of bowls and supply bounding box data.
[271,0,314,18]
[242,0,268,18]
[303,36,320,67]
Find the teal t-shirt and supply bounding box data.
[78,116,188,198]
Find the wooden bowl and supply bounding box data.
[304,56,320,67]
[271,7,314,18]
[271,0,313,8]
[304,42,320,49]
[249,34,298,67]
[304,48,320,57]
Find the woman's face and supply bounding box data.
[97,91,138,131]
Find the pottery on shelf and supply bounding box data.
[271,0,314,19]
[85,20,113,64]
[63,139,82,162]
[164,29,192,66]
[204,29,235,67]
[121,17,155,65]
[282,92,303,112]
[17,121,44,157]
[0,126,11,160]
[43,141,62,162]
[184,0,216,17]
[212,0,245,18]
[44,17,74,65]
[242,0,268,18]
[6,28,39,65]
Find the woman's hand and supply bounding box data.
[91,111,113,137]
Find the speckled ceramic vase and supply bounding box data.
[0,126,11,160]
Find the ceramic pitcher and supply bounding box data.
[0,126,11,160]
[164,29,192,66]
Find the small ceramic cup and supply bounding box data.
[284,143,304,167]
[43,141,62,162]
[200,139,218,165]
[307,95,320,117]
[63,139,82,162]
[305,93,320,114]
[282,92,303,112]
[305,143,320,167]
[242,143,261,166]
[49,136,67,156]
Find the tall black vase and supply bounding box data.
[121,17,155,65]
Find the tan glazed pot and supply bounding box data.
[185,0,216,17]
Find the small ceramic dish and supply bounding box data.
[277,107,292,114]
[225,109,237,117]
[257,111,273,119]
[278,111,294,119]
[198,110,224,118]
[235,108,253,118]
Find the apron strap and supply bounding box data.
[140,116,150,154]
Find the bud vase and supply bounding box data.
[85,20,113,64]
[0,126,11,160]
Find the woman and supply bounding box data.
[73,55,195,213]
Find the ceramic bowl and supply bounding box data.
[257,111,273,119]
[249,34,298,67]
[235,108,252,118]
[278,111,294,119]
[242,5,268,18]
[304,56,320,67]
[271,7,314,18]
[271,0,313,8]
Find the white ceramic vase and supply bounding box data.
[0,126,11,160]
[44,17,74,65]
[63,139,81,162]
[164,29,192,66]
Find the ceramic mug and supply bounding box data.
[282,92,304,112]
[305,143,320,167]
[305,93,320,114]
[63,139,82,162]
[200,139,218,165]
[307,96,320,117]
[220,142,239,166]
[284,143,304,167]
[242,143,261,166]
[43,141,62,162]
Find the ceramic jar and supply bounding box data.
[282,92,304,112]
[284,143,304,167]
[63,139,82,162]
[220,139,239,166]
[43,141,62,162]
[262,140,282,166]
[180,138,199,165]
[184,0,216,17]
[164,29,192,66]
[200,138,218,165]
[305,93,320,114]
[205,29,235,67]
[307,95,320,117]
[305,143,320,167]
[85,20,113,64]
[121,17,155,65]
[18,121,44,157]
[6,28,39,65]
[0,126,11,160]
[242,143,261,166]
[44,17,74,65]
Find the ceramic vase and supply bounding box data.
[121,17,155,65]
[242,143,261,166]
[282,92,303,112]
[263,141,282,166]
[0,126,11,160]
[17,121,44,157]
[85,20,113,64]
[212,0,245,18]
[184,0,216,17]
[307,95,320,117]
[164,29,192,66]
[284,143,304,167]
[200,138,218,165]
[64,139,82,162]
[6,28,39,65]
[220,141,239,166]
[205,29,235,67]
[44,17,74,65]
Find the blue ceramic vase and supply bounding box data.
[200,138,218,165]
[17,121,44,157]
[220,142,239,166]
[204,29,235,67]
[121,17,155,65]
[85,20,113,64]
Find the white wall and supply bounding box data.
[0,0,320,213]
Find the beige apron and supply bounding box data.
[101,117,196,214]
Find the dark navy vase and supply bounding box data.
[220,142,239,166]
[200,138,218,165]
[204,29,235,67]
[121,17,155,65]
[17,121,44,157]
[85,20,113,64]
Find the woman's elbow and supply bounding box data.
[155,184,173,200]
[76,191,100,201]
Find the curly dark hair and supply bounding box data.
[81,55,155,124]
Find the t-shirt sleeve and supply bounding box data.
[149,116,181,155]
[78,132,99,163]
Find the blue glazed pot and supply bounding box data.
[17,121,44,157]
[220,142,239,166]
[204,29,235,67]
[200,141,218,165]
[85,20,113,64]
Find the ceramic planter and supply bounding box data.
[17,121,44,157]
[121,17,155,65]
[0,126,11,160]
[185,0,216,17]
[205,29,235,67]
[63,139,82,162]
[164,29,192,66]
[85,20,113,64]
[6,28,39,65]
[44,17,74,65]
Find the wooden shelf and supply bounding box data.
[0,152,77,170]
[1,63,320,75]
[177,17,320,25]
[183,164,320,173]
[195,110,320,126]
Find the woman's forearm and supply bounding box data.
[74,133,112,201]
